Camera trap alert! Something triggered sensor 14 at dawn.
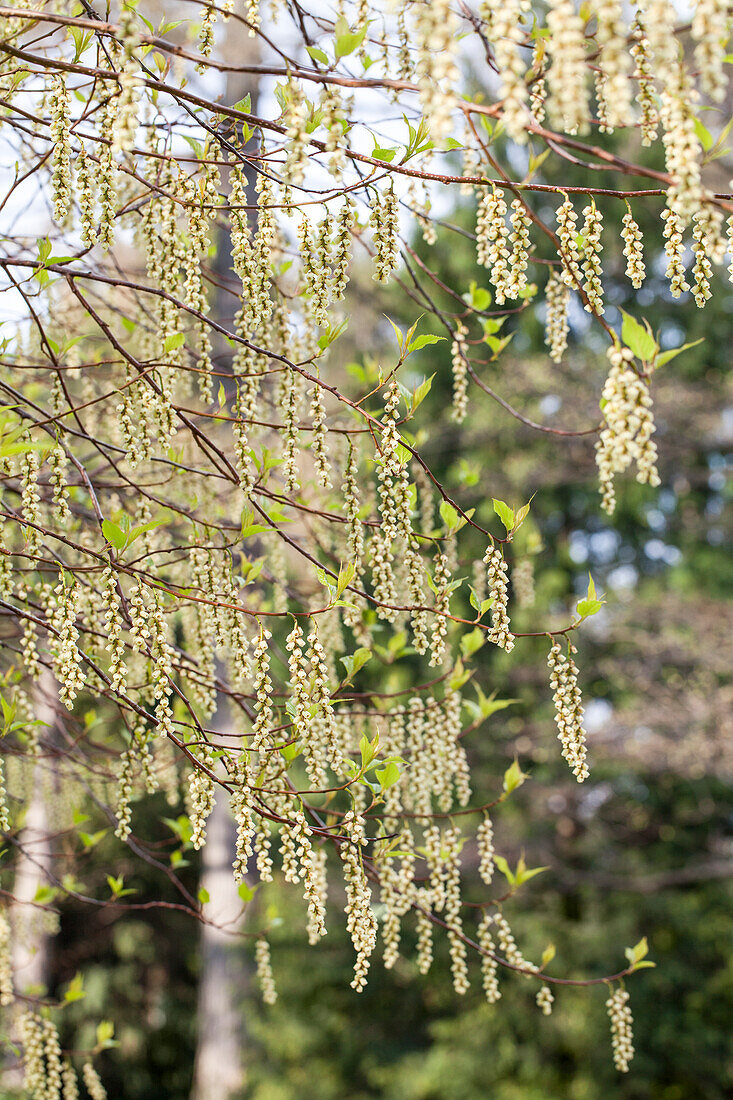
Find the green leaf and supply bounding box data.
[502,757,527,795]
[468,586,491,615]
[317,317,348,350]
[493,855,514,885]
[336,561,355,598]
[197,887,210,904]
[70,26,93,62]
[395,441,412,467]
[540,943,556,970]
[513,855,549,886]
[33,884,58,906]
[163,816,193,845]
[240,508,269,539]
[164,332,185,353]
[0,695,16,735]
[374,630,408,663]
[372,146,397,162]
[485,332,514,357]
[96,1021,117,1050]
[576,573,605,619]
[158,19,186,34]
[280,739,302,763]
[238,881,258,903]
[464,282,492,311]
[514,500,532,531]
[181,134,204,160]
[240,557,264,583]
[306,46,329,65]
[655,338,704,369]
[620,312,658,362]
[493,498,515,533]
[703,114,733,163]
[625,936,648,963]
[0,438,44,460]
[385,316,405,354]
[410,373,434,413]
[340,647,372,682]
[232,93,251,114]
[439,500,459,532]
[127,514,171,545]
[460,628,485,659]
[374,760,401,789]
[79,829,107,849]
[315,565,336,600]
[693,116,714,152]
[334,20,367,58]
[576,597,603,617]
[359,731,379,770]
[448,657,472,691]
[102,519,126,551]
[474,686,518,721]
[517,282,538,301]
[407,334,445,353]
[624,935,655,971]
[526,147,551,178]
[396,380,412,409]
[106,873,135,898]
[63,972,85,1004]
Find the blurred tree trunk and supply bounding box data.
[2,670,57,1088]
[190,768,247,1099]
[191,21,261,1096]
[11,670,57,993]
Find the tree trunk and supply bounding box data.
[2,670,57,1089]
[190,21,261,1096]
[10,670,57,995]
[190,783,248,1100]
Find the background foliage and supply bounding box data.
[1,2,732,1097]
